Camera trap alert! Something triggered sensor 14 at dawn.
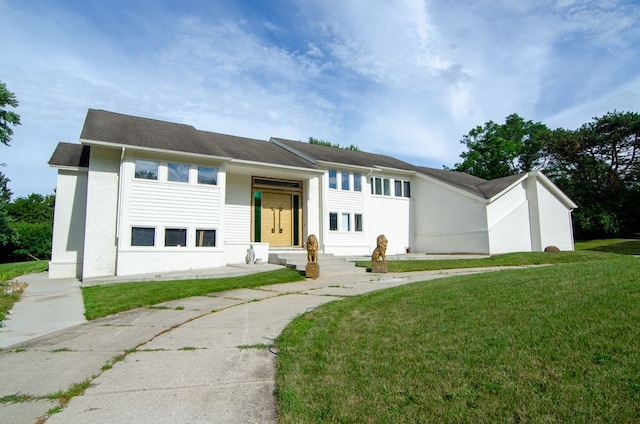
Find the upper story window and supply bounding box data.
[197,166,218,185]
[354,173,362,192]
[341,171,350,191]
[371,177,392,196]
[168,163,190,183]
[135,160,159,180]
[395,180,411,198]
[329,170,337,189]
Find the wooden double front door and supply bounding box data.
[261,192,293,247]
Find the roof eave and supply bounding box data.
[79,138,234,163]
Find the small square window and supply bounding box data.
[341,171,350,191]
[355,214,363,232]
[135,160,158,180]
[329,212,338,231]
[354,173,362,192]
[165,228,187,247]
[168,163,190,182]
[329,170,337,189]
[196,229,217,247]
[131,227,155,246]
[341,213,351,231]
[197,166,218,185]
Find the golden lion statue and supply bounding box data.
[306,234,319,263]
[371,234,388,261]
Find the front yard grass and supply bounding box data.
[276,256,640,423]
[82,268,305,320]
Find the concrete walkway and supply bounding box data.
[0,264,510,423]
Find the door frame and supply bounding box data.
[251,177,303,247]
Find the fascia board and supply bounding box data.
[79,138,233,162]
[315,160,373,173]
[228,158,324,175]
[416,172,488,203]
[372,166,417,176]
[48,164,88,172]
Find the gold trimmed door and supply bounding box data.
[261,192,292,247]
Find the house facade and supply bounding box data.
[48,109,577,280]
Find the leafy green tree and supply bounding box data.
[308,136,361,151]
[0,81,21,146]
[0,81,20,257]
[452,114,550,180]
[544,111,640,237]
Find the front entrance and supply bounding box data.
[252,177,302,247]
[261,192,292,246]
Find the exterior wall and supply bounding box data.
[223,174,269,264]
[82,147,121,279]
[49,169,88,278]
[305,176,322,246]
[324,170,369,255]
[531,178,575,251]
[364,176,411,256]
[115,155,227,276]
[413,177,490,254]
[487,181,533,254]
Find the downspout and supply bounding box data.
[115,147,126,275]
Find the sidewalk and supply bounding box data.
[0,265,509,423]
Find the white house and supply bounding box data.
[48,109,577,280]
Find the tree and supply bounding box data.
[544,111,640,237]
[0,81,21,146]
[308,136,362,151]
[452,114,550,180]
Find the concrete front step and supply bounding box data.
[268,252,361,275]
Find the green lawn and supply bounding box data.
[82,268,305,320]
[0,261,48,326]
[276,256,640,423]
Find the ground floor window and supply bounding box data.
[131,227,155,246]
[355,213,363,232]
[329,212,338,231]
[196,229,217,247]
[165,228,187,247]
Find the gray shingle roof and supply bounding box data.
[271,138,419,172]
[52,109,524,200]
[48,142,90,168]
[417,167,524,199]
[80,109,318,170]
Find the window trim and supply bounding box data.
[131,226,156,247]
[195,229,217,247]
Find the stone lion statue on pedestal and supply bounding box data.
[306,234,319,263]
[371,234,388,262]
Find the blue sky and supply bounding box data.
[1,0,639,198]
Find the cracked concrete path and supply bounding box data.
[1,266,507,423]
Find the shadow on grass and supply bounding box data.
[577,239,640,255]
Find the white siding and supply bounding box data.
[49,169,87,278]
[364,193,411,256]
[413,177,489,254]
[224,174,251,244]
[535,179,575,251]
[487,182,532,254]
[82,147,120,279]
[115,157,227,276]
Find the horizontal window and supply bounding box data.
[131,227,155,246]
[165,228,187,247]
[135,160,158,180]
[196,229,217,247]
[197,166,218,185]
[168,163,190,183]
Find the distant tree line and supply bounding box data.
[308,136,362,151]
[451,111,640,239]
